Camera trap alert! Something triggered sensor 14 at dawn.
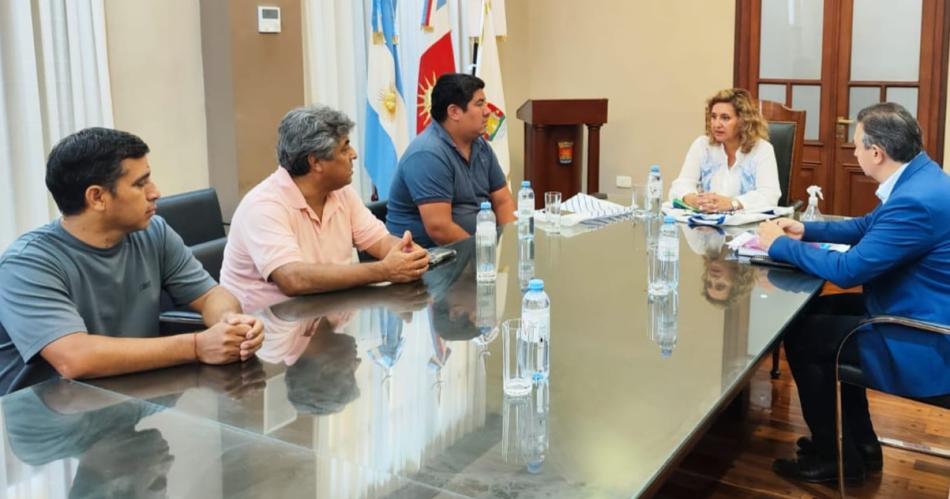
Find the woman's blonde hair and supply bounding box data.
[705,88,769,154]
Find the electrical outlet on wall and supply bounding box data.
[616,175,632,188]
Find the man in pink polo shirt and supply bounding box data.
[221,106,430,312]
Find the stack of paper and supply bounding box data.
[534,193,633,228]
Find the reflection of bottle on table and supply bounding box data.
[650,291,679,358]
[523,381,550,474]
[522,279,551,382]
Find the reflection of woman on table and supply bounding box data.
[682,226,759,307]
[669,88,781,213]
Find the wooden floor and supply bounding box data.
[655,351,950,499]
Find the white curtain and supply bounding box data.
[0,0,113,250]
[302,0,477,202]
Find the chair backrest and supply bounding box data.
[155,188,226,246]
[367,199,388,224]
[759,100,805,207]
[357,200,389,263]
[838,316,950,407]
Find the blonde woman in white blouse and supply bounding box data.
[669,88,781,213]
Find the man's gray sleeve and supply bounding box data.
[0,255,87,362]
[158,220,217,307]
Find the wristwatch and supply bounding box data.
[730,199,741,212]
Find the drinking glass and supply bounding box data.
[501,319,532,396]
[630,183,648,218]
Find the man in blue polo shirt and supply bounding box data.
[387,73,516,247]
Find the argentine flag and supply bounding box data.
[364,0,409,200]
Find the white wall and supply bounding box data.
[104,0,210,196]
[500,0,736,197]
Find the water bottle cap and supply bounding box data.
[480,201,492,210]
[527,278,544,291]
[526,461,542,474]
[663,215,676,224]
[521,180,531,188]
[650,165,660,172]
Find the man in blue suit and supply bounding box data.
[757,102,950,484]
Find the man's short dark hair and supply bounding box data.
[856,102,923,163]
[45,127,150,215]
[430,73,485,124]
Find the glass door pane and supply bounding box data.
[759,0,824,79]
[886,87,918,118]
[851,0,921,81]
[758,84,786,104]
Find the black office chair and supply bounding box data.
[761,100,807,378]
[357,199,389,263]
[367,199,387,224]
[834,316,950,497]
[155,188,228,332]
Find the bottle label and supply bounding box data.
[522,307,549,342]
[658,236,678,261]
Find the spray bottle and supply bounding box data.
[801,185,824,222]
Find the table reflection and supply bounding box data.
[56,220,822,498]
[4,384,173,499]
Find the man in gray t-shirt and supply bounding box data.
[0,127,264,394]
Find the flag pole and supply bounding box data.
[471,0,488,75]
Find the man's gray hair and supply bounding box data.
[277,105,355,176]
[856,102,922,163]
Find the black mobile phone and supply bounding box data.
[748,255,797,270]
[427,247,457,267]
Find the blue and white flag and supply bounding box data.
[364,0,409,200]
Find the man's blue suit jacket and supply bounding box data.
[770,152,950,398]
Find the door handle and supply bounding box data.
[836,116,855,142]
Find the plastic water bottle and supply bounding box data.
[646,165,663,218]
[649,216,679,296]
[518,180,535,221]
[476,202,497,282]
[521,278,550,382]
[518,181,535,239]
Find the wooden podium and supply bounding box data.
[515,99,608,205]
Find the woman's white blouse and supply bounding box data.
[668,136,781,211]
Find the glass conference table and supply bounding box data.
[0,218,823,498]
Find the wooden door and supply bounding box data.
[736,0,950,216]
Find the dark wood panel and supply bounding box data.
[850,175,880,216]
[803,146,823,163]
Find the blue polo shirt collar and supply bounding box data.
[429,121,487,164]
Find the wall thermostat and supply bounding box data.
[258,6,281,33]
